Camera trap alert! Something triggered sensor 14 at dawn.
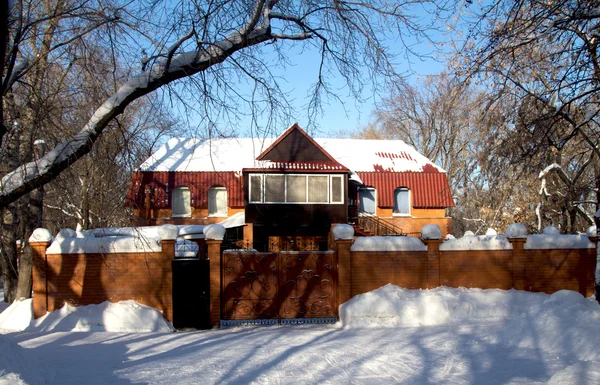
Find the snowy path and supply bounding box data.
[2,322,589,384]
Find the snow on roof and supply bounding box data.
[139,137,444,173]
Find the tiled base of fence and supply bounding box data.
[280,318,338,325]
[220,317,338,328]
[220,319,278,327]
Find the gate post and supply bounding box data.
[205,224,226,327]
[333,224,354,305]
[422,224,442,289]
[29,229,54,319]
[509,238,527,291]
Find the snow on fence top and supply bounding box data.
[46,235,162,254]
[440,234,513,251]
[333,224,354,240]
[524,234,594,250]
[351,236,427,252]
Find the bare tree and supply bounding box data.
[1,0,460,301]
[456,0,600,298]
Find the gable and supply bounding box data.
[257,123,333,162]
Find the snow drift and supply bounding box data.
[0,299,174,333]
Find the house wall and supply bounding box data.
[374,207,452,236]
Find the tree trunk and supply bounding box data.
[595,173,600,303]
[15,189,43,299]
[1,205,19,303]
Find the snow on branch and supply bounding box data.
[0,22,282,208]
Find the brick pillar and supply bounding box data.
[509,238,527,290]
[423,239,442,289]
[207,239,222,327]
[30,241,51,318]
[159,239,176,322]
[589,236,598,301]
[336,239,353,305]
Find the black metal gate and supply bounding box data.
[172,258,210,329]
[221,251,338,326]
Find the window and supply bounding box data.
[208,186,227,216]
[331,175,343,203]
[287,175,307,202]
[250,175,262,203]
[248,173,343,204]
[172,186,191,217]
[359,187,376,214]
[265,175,285,202]
[394,187,410,215]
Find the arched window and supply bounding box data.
[172,186,191,217]
[208,186,227,216]
[394,187,410,215]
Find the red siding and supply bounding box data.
[127,171,244,209]
[357,172,454,208]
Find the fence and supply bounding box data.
[29,224,597,328]
[335,229,597,304]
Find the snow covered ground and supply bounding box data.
[2,285,600,384]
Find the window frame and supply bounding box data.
[171,186,192,217]
[393,187,411,216]
[208,186,228,217]
[248,173,344,205]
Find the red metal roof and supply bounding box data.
[356,172,454,208]
[127,171,244,209]
[243,160,347,173]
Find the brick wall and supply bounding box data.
[32,240,176,322]
[339,238,597,301]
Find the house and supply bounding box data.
[126,124,454,251]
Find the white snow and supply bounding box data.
[351,236,427,251]
[340,284,546,328]
[139,137,444,173]
[441,234,513,251]
[203,224,226,240]
[586,225,597,237]
[421,224,441,239]
[177,224,205,237]
[506,223,527,238]
[524,234,594,249]
[217,211,246,228]
[2,285,600,384]
[543,225,561,235]
[46,235,162,254]
[332,224,354,240]
[0,299,174,333]
[28,228,53,243]
[157,224,178,240]
[485,228,497,235]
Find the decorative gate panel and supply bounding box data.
[279,252,337,319]
[221,251,338,324]
[222,253,279,320]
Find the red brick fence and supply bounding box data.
[29,224,597,328]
